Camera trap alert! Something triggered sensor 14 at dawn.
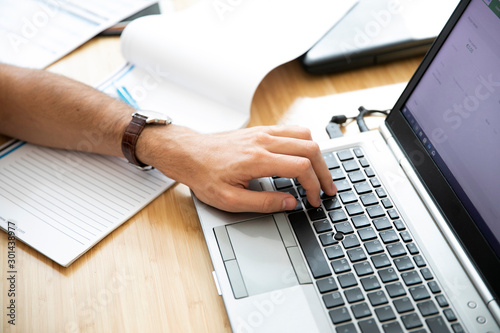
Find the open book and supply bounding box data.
[0,0,356,267]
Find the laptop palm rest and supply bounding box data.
[214,215,311,299]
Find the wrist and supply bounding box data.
[134,124,198,177]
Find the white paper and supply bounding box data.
[109,0,357,133]
[0,0,157,68]
[0,141,174,266]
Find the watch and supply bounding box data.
[121,110,172,170]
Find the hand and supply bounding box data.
[138,124,337,213]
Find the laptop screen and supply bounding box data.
[399,0,500,256]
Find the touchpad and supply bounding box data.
[224,216,299,296]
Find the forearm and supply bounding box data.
[0,63,130,157]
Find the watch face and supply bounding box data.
[133,110,172,125]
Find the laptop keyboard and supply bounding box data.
[273,147,464,333]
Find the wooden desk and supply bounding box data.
[0,33,421,333]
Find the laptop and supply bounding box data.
[193,0,500,332]
[300,0,459,74]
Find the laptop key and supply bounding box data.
[364,167,375,178]
[353,147,364,158]
[331,258,351,274]
[323,152,340,169]
[335,323,357,333]
[371,253,391,268]
[380,230,399,244]
[360,193,378,206]
[345,202,364,216]
[325,245,344,260]
[436,295,449,308]
[393,297,414,313]
[365,240,384,254]
[323,197,341,210]
[288,212,331,279]
[409,285,431,301]
[352,214,371,228]
[334,179,351,192]
[351,302,371,319]
[347,247,367,262]
[358,227,377,241]
[323,291,345,308]
[354,261,374,276]
[358,157,369,168]
[330,168,346,181]
[418,300,439,317]
[378,268,399,283]
[313,220,332,233]
[342,234,361,249]
[319,232,337,246]
[358,318,380,333]
[375,188,387,198]
[367,290,388,306]
[343,160,359,172]
[335,222,354,234]
[451,323,464,333]
[412,255,425,268]
[316,276,338,293]
[370,177,381,187]
[330,210,348,223]
[394,256,414,271]
[366,205,385,218]
[443,308,457,322]
[273,177,293,189]
[373,217,392,231]
[401,270,422,286]
[375,305,396,322]
[348,170,366,183]
[345,287,365,303]
[360,275,381,291]
[329,307,351,324]
[387,242,407,257]
[337,149,354,161]
[401,313,423,329]
[338,273,358,288]
[354,182,372,194]
[425,315,450,333]
[340,191,357,204]
[307,207,327,221]
[382,321,404,333]
[386,282,406,298]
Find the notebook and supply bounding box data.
[193,0,500,332]
[300,0,459,74]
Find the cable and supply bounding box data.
[356,106,390,132]
[325,106,390,139]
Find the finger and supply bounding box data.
[217,186,298,213]
[256,125,314,141]
[254,135,336,197]
[247,152,323,207]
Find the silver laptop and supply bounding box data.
[193,0,500,331]
[300,0,459,74]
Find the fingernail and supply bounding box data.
[282,197,296,211]
[331,182,337,194]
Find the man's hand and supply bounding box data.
[138,124,337,213]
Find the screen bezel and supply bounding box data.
[385,0,500,299]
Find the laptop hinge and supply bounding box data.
[488,300,500,328]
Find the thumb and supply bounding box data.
[220,187,298,213]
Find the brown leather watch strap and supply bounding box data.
[121,113,149,168]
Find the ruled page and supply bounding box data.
[0,140,174,266]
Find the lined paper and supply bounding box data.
[0,140,174,266]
